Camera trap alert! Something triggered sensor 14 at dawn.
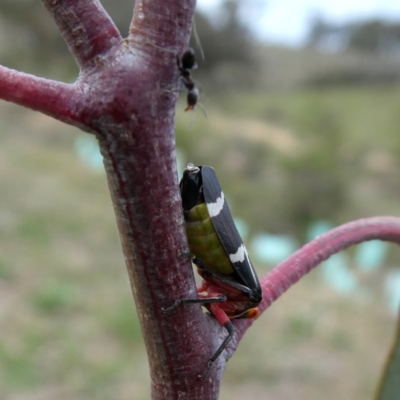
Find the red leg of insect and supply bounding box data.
[200,303,234,380]
[167,251,237,379]
[196,283,235,379]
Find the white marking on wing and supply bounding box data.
[229,244,249,264]
[207,192,225,217]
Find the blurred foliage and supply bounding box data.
[305,16,400,87]
[177,85,400,243]
[0,0,77,79]
[0,0,137,78]
[191,1,257,89]
[308,16,400,54]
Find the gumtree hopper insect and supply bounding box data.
[164,164,262,379]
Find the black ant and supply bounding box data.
[177,48,200,112]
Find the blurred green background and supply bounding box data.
[1,1,400,399]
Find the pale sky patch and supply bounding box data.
[197,0,400,46]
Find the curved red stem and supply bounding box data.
[234,216,400,343]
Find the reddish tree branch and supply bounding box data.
[129,0,190,52]
[233,216,400,347]
[41,0,121,70]
[0,66,80,125]
[2,0,214,398]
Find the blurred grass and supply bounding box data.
[0,83,398,399]
[0,105,149,400]
[177,85,400,242]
